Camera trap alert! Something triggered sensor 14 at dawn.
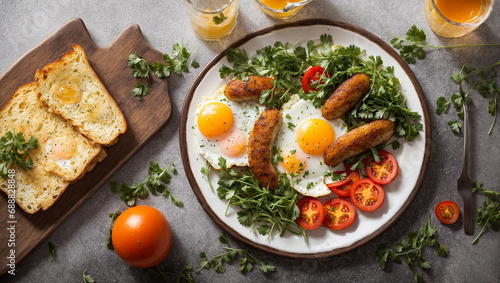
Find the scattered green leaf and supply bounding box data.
[0,130,38,179]
[472,182,500,244]
[48,242,55,262]
[83,269,95,283]
[106,204,122,250]
[213,12,227,25]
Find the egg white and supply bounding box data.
[276,95,347,197]
[195,87,265,170]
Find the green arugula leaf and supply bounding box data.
[0,130,38,179]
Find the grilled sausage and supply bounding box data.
[248,108,282,189]
[321,73,370,120]
[224,76,274,103]
[323,119,395,167]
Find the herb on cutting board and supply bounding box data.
[472,182,500,244]
[389,25,500,64]
[128,40,199,100]
[376,210,449,283]
[110,161,182,207]
[145,232,275,282]
[436,61,500,134]
[0,130,38,179]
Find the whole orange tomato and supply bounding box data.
[112,205,172,268]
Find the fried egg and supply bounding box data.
[275,95,347,197]
[195,87,265,169]
[46,136,78,168]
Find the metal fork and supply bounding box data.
[457,101,473,235]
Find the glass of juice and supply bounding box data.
[424,0,494,38]
[253,0,313,19]
[185,0,240,41]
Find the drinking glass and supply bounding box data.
[185,0,240,41]
[424,0,494,38]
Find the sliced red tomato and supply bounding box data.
[366,150,399,185]
[435,201,459,224]
[296,197,325,230]
[326,170,360,197]
[302,66,329,93]
[323,198,356,230]
[349,178,385,212]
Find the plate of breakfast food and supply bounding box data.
[180,19,431,257]
[0,18,171,274]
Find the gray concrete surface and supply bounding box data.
[1,0,499,282]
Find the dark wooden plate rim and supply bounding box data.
[179,18,431,258]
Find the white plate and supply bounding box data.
[180,19,431,258]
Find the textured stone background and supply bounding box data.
[1,0,499,282]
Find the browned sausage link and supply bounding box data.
[321,73,371,120]
[248,108,282,189]
[224,76,274,103]
[323,119,396,167]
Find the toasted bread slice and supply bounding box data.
[0,82,104,181]
[35,44,127,146]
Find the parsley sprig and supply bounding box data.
[436,61,500,134]
[389,25,500,64]
[106,205,122,250]
[48,242,56,262]
[214,157,304,240]
[83,269,95,283]
[212,12,227,25]
[376,210,449,283]
[0,130,38,179]
[472,182,500,244]
[128,40,199,100]
[110,161,182,207]
[145,232,275,282]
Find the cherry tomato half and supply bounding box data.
[435,201,459,224]
[326,170,360,197]
[366,150,399,185]
[323,198,356,230]
[302,66,329,93]
[296,197,325,230]
[349,178,385,212]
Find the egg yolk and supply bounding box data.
[282,152,307,175]
[51,137,77,160]
[296,118,336,155]
[218,130,246,157]
[53,82,83,105]
[198,102,234,138]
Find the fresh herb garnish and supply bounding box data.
[215,157,304,240]
[389,25,500,64]
[0,130,38,179]
[271,145,284,165]
[128,40,199,100]
[83,269,94,283]
[220,34,422,143]
[329,171,347,182]
[145,232,275,282]
[106,205,122,250]
[436,62,500,134]
[200,161,214,192]
[472,182,500,244]
[212,12,227,25]
[110,161,182,207]
[376,210,449,283]
[48,242,55,262]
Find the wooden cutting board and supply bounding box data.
[0,18,171,275]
